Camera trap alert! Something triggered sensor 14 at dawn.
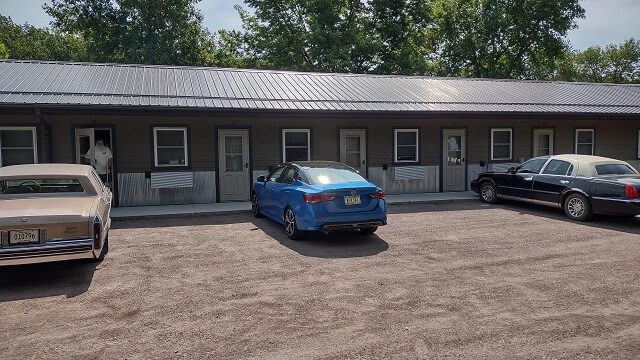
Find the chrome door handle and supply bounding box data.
[524,177,533,181]
[560,180,569,184]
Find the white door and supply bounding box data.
[443,129,466,192]
[533,129,554,157]
[75,128,94,165]
[218,130,250,202]
[340,129,367,175]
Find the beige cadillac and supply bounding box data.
[0,164,111,266]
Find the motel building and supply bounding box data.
[0,59,639,207]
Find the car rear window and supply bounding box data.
[0,179,85,194]
[304,167,367,184]
[594,164,638,175]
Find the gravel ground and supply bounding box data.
[1,201,640,359]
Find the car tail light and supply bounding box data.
[370,191,386,199]
[303,194,336,204]
[625,184,640,198]
[93,221,101,249]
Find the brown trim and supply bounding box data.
[70,124,119,207]
[336,126,368,177]
[488,126,514,163]
[440,126,468,192]
[573,127,596,155]
[392,126,421,166]
[149,124,192,171]
[215,126,252,203]
[530,126,556,158]
[280,126,313,163]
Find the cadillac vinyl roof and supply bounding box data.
[1,59,640,113]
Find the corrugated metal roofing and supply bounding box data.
[1,59,640,113]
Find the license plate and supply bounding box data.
[9,229,40,245]
[344,195,361,205]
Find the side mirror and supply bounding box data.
[508,167,516,174]
[256,175,266,182]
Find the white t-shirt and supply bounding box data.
[86,145,112,175]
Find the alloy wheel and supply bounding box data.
[567,197,585,218]
[481,185,495,202]
[285,209,296,237]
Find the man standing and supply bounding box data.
[86,138,113,183]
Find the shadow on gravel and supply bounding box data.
[387,200,482,215]
[493,201,640,236]
[112,212,253,229]
[250,218,389,259]
[0,260,97,302]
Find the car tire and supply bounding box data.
[360,227,377,235]
[284,206,303,240]
[564,193,593,221]
[479,182,498,204]
[251,192,265,218]
[95,235,109,262]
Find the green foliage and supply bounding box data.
[0,43,8,59]
[44,0,215,66]
[0,14,87,61]
[431,0,585,79]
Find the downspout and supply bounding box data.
[35,108,52,163]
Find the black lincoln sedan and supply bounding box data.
[470,155,640,221]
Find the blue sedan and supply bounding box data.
[251,161,387,239]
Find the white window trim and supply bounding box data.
[637,130,640,159]
[394,129,419,163]
[282,129,311,163]
[153,127,188,167]
[0,126,38,167]
[575,129,594,155]
[533,128,554,157]
[491,128,512,161]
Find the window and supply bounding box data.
[394,129,419,163]
[542,160,573,176]
[595,164,637,175]
[1,178,84,194]
[533,129,553,157]
[515,158,548,174]
[282,129,310,162]
[0,127,37,167]
[282,167,298,184]
[267,166,285,182]
[637,130,640,159]
[575,129,594,155]
[153,127,188,167]
[491,128,512,161]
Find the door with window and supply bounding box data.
[340,129,366,175]
[218,129,250,202]
[533,129,554,157]
[443,129,466,191]
[75,128,94,166]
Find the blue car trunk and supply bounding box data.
[308,183,379,214]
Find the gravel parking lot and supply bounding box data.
[1,201,639,359]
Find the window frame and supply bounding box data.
[574,128,595,155]
[282,129,311,163]
[637,129,640,159]
[152,126,189,168]
[393,128,420,164]
[0,126,38,167]
[490,128,513,161]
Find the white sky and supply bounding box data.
[0,0,638,51]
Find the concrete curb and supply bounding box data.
[111,194,480,221]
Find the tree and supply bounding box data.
[0,15,86,61]
[431,0,585,79]
[235,0,376,73]
[368,0,436,75]
[45,0,215,66]
[0,43,8,59]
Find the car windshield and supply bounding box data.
[303,167,367,184]
[594,164,638,175]
[0,179,85,194]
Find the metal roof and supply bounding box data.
[1,59,640,113]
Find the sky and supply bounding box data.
[0,0,638,51]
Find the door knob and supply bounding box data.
[362,160,365,165]
[244,163,248,169]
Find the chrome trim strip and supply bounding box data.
[592,197,640,203]
[531,199,562,208]
[0,238,94,262]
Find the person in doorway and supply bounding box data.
[85,138,113,183]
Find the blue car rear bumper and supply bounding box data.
[297,201,387,231]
